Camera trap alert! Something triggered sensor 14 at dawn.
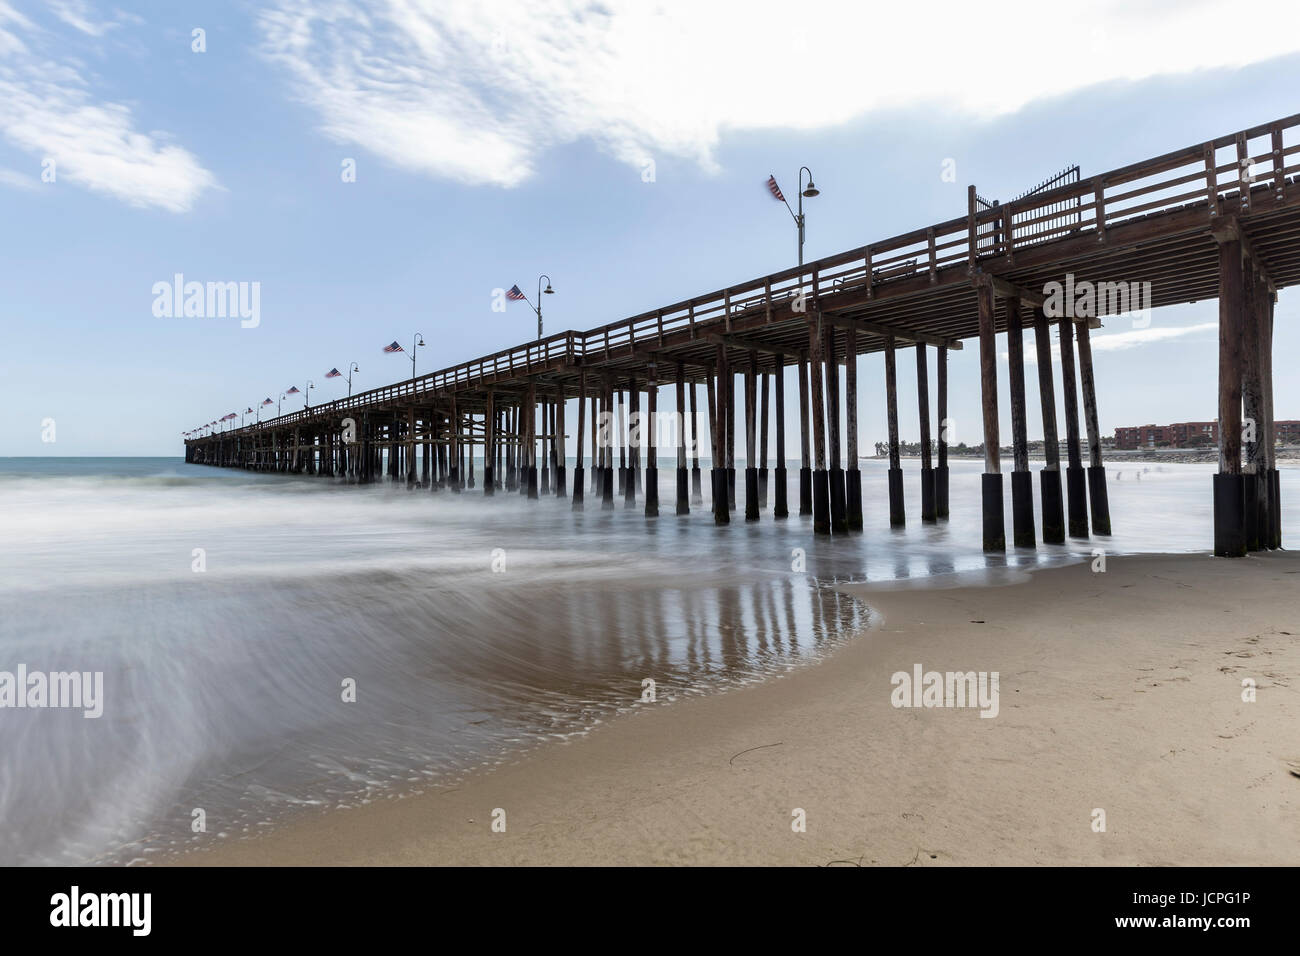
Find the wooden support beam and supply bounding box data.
[819,312,963,350]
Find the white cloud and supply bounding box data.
[260,0,1300,188]
[0,2,216,211]
[47,0,117,37]
[1007,321,1218,363]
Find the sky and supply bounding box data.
[2,0,1299,457]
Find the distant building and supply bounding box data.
[1114,420,1299,449]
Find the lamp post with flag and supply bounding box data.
[767,168,820,267]
[304,380,315,409]
[506,277,554,340]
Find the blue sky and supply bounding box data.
[2,0,1299,457]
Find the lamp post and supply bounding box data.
[534,276,554,340]
[347,362,360,397]
[305,380,315,409]
[410,334,425,380]
[773,167,820,266]
[278,392,287,417]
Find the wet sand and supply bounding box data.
[186,551,1300,866]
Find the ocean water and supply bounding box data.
[0,455,1293,865]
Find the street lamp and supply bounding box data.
[347,362,360,397]
[536,275,554,340]
[278,392,287,417]
[305,380,315,408]
[410,334,425,380]
[771,167,820,266]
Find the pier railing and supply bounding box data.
[216,113,1300,439]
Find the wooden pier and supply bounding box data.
[187,113,1300,556]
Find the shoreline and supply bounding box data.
[182,550,1300,866]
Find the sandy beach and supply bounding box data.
[186,551,1300,866]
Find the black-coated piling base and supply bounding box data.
[1066,465,1088,538]
[555,466,566,498]
[1255,471,1270,550]
[526,466,538,500]
[505,466,517,492]
[936,464,949,518]
[829,467,847,533]
[888,466,905,528]
[624,466,636,506]
[1272,468,1282,549]
[799,467,812,517]
[541,468,550,496]
[920,466,936,523]
[1087,464,1111,536]
[1040,469,1065,544]
[676,467,689,515]
[745,467,760,520]
[846,468,862,531]
[712,469,729,525]
[1214,472,1246,557]
[691,465,702,504]
[449,467,461,494]
[727,467,736,510]
[645,467,659,517]
[1011,470,1035,548]
[617,466,626,497]
[571,466,584,510]
[982,472,1006,552]
[1244,472,1260,552]
[601,466,615,510]
[759,468,768,509]
[813,469,830,535]
[483,466,495,496]
[774,466,789,519]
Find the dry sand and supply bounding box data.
[186,551,1300,866]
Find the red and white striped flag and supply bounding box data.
[766,174,785,203]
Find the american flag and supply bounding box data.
[222,413,236,421]
[383,341,404,353]
[286,386,300,394]
[262,398,273,406]
[766,174,785,203]
[325,367,342,378]
[245,407,253,414]
[505,284,527,301]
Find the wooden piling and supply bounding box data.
[774,359,789,519]
[845,329,861,530]
[1006,298,1035,547]
[1033,309,1065,543]
[915,341,935,523]
[1215,236,1246,556]
[936,345,949,518]
[797,353,812,516]
[745,351,759,521]
[885,333,905,527]
[689,378,703,502]
[1075,320,1110,536]
[977,280,1005,552]
[1058,317,1089,538]
[824,324,847,533]
[645,369,659,517]
[809,317,830,535]
[676,362,689,515]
